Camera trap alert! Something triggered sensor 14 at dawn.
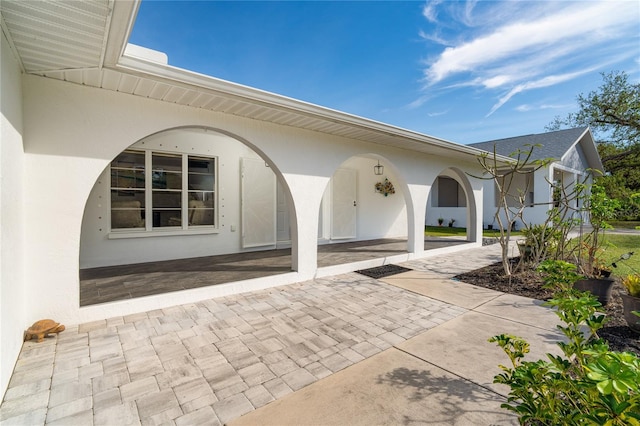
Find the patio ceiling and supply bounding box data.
[0,0,509,163]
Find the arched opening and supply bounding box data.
[425,168,477,243]
[315,154,411,268]
[79,127,296,305]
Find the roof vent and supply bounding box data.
[124,43,169,65]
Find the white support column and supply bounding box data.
[284,174,329,277]
[407,184,429,255]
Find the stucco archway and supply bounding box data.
[312,154,415,270]
[425,167,478,242]
[79,126,297,306]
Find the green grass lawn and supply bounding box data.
[600,234,640,277]
[424,226,523,238]
[609,220,640,230]
[424,225,467,237]
[424,227,638,277]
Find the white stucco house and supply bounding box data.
[426,127,604,229]
[0,1,518,399]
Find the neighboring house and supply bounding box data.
[0,1,512,398]
[427,127,604,228]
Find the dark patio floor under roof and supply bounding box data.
[79,237,467,306]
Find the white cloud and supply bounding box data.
[427,109,449,117]
[482,75,513,89]
[486,70,591,117]
[426,1,637,84]
[420,0,640,114]
[516,103,573,112]
[422,0,443,23]
[418,29,451,46]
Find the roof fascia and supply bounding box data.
[102,0,140,68]
[115,54,510,163]
[559,128,604,173]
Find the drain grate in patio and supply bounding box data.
[355,264,412,279]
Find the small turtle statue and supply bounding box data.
[24,319,65,343]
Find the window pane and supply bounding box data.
[153,210,181,227]
[111,150,144,169]
[111,150,146,230]
[111,197,145,229]
[152,191,181,208]
[111,190,145,207]
[189,191,214,208]
[188,157,215,191]
[111,170,145,189]
[188,157,214,174]
[188,174,214,191]
[189,208,214,226]
[152,153,181,172]
[152,171,182,189]
[111,209,145,229]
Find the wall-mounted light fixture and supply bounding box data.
[374,160,384,176]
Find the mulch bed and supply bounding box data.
[455,260,640,356]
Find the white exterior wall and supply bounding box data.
[19,74,483,333]
[336,156,407,241]
[559,144,592,223]
[522,167,554,226]
[426,206,468,228]
[1,32,26,399]
[562,143,589,171]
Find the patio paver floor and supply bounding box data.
[80,237,466,306]
[3,262,473,425]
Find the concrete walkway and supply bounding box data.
[0,243,565,425]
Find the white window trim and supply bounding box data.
[108,228,220,239]
[108,149,218,237]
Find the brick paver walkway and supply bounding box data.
[1,266,472,425]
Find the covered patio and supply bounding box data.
[80,237,467,306]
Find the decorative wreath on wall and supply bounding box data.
[375,178,395,197]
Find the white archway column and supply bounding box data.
[407,184,429,255]
[469,178,484,242]
[284,174,329,277]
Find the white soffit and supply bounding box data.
[0,0,111,73]
[1,0,502,162]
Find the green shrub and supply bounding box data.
[536,259,584,291]
[489,285,640,424]
[520,224,561,264]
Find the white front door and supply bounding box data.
[331,168,357,239]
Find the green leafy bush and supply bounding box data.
[489,279,640,424]
[536,259,584,291]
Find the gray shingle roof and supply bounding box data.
[468,127,589,161]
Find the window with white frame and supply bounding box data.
[435,177,467,207]
[495,170,534,207]
[110,150,216,231]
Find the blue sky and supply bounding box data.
[130,0,640,144]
